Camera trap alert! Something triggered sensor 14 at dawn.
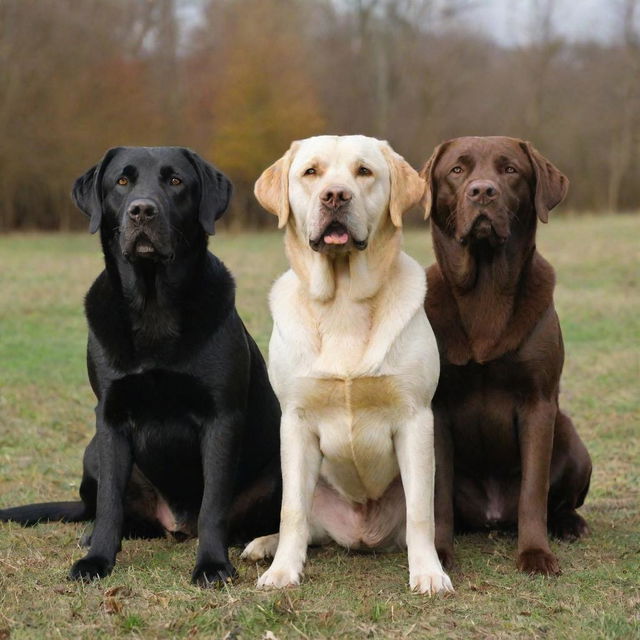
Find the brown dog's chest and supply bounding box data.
[434,358,529,471]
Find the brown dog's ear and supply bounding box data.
[380,142,425,228]
[519,141,569,223]
[419,141,450,220]
[254,142,299,229]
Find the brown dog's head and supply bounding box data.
[420,136,568,247]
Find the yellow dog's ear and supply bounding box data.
[419,141,450,220]
[254,141,299,229]
[380,142,425,228]
[519,141,569,223]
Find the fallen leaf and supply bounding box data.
[104,586,131,598]
[102,597,123,615]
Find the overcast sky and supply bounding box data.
[458,0,632,45]
[177,0,637,46]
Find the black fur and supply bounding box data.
[0,146,282,586]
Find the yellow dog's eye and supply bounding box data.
[303,167,316,176]
[169,176,182,186]
[357,166,372,176]
[505,166,517,174]
[117,176,128,186]
[450,166,463,174]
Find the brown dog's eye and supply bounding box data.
[505,166,517,174]
[357,166,372,177]
[303,168,316,176]
[450,166,463,174]
[169,177,182,186]
[117,176,128,186]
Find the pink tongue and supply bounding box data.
[324,231,349,245]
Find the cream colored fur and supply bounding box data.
[242,135,452,595]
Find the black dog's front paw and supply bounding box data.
[69,556,113,582]
[191,560,238,588]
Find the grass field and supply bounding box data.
[0,216,638,639]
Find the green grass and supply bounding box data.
[0,216,638,639]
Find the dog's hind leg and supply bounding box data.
[241,533,280,561]
[80,516,166,548]
[242,518,329,563]
[547,411,592,541]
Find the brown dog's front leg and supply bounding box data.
[516,401,560,576]
[434,413,455,570]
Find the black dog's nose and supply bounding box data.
[127,199,157,222]
[320,185,353,210]
[466,180,499,204]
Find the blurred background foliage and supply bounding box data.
[0,0,638,230]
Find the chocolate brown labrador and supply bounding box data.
[421,136,592,575]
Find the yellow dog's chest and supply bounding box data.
[297,376,409,501]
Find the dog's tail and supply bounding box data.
[0,501,91,526]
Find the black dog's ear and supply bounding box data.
[72,147,123,234]
[182,149,233,235]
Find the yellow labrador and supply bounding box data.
[242,135,452,594]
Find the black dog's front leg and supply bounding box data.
[69,410,132,581]
[191,410,243,588]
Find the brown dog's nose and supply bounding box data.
[128,199,157,222]
[320,185,353,210]
[466,180,499,204]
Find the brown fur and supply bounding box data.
[421,136,592,575]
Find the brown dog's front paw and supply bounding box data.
[437,546,455,571]
[549,511,590,542]
[517,549,561,576]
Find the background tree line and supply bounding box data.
[1,0,638,230]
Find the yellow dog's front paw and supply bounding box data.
[410,570,454,595]
[257,565,303,589]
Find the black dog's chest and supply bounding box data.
[103,369,214,426]
[103,369,212,501]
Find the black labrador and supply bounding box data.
[0,146,282,586]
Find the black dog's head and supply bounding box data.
[72,147,232,261]
[421,136,568,248]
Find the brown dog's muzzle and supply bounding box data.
[457,181,511,247]
[458,211,510,247]
[466,180,499,206]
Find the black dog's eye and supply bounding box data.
[450,166,463,175]
[357,166,372,176]
[169,176,182,186]
[505,166,517,174]
[303,167,316,176]
[117,176,129,186]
